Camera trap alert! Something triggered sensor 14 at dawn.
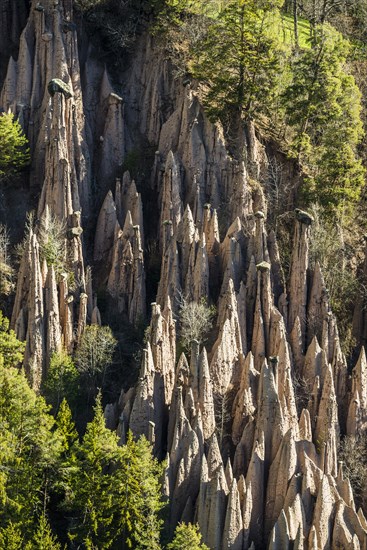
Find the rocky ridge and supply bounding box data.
[1,1,367,548]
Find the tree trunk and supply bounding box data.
[293,0,299,49]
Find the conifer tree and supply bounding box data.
[25,515,62,550]
[0,113,30,180]
[68,396,164,549]
[282,25,365,214]
[45,398,78,530]
[67,393,120,548]
[0,312,25,368]
[0,522,24,550]
[167,523,209,550]
[192,0,283,150]
[54,398,79,456]
[119,433,163,549]
[0,422,15,508]
[0,361,59,535]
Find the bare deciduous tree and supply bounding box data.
[0,225,12,295]
[308,203,359,354]
[265,156,294,228]
[75,325,117,387]
[177,294,215,352]
[214,389,235,448]
[339,435,367,513]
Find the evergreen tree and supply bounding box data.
[282,25,365,214]
[0,312,25,368]
[0,419,15,508]
[0,522,24,550]
[192,0,283,149]
[0,113,30,180]
[25,514,62,550]
[54,399,79,457]
[68,396,164,549]
[167,523,209,550]
[119,433,163,549]
[67,394,120,548]
[0,361,60,535]
[48,398,79,526]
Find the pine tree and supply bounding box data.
[119,433,164,549]
[25,515,62,550]
[47,398,78,524]
[67,393,120,548]
[192,0,283,150]
[0,361,59,535]
[167,523,209,550]
[282,24,365,215]
[0,522,24,550]
[0,422,15,508]
[0,113,30,180]
[68,397,164,549]
[0,312,25,368]
[54,399,79,456]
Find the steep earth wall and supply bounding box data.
[1,1,367,548]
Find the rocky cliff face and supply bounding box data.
[1,1,367,548]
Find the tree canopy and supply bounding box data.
[0,317,164,548]
[167,523,209,550]
[0,113,30,180]
[192,0,283,148]
[42,350,79,413]
[0,312,25,368]
[0,359,59,536]
[68,396,164,549]
[282,25,365,215]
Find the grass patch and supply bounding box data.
[180,0,311,48]
[279,14,311,49]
